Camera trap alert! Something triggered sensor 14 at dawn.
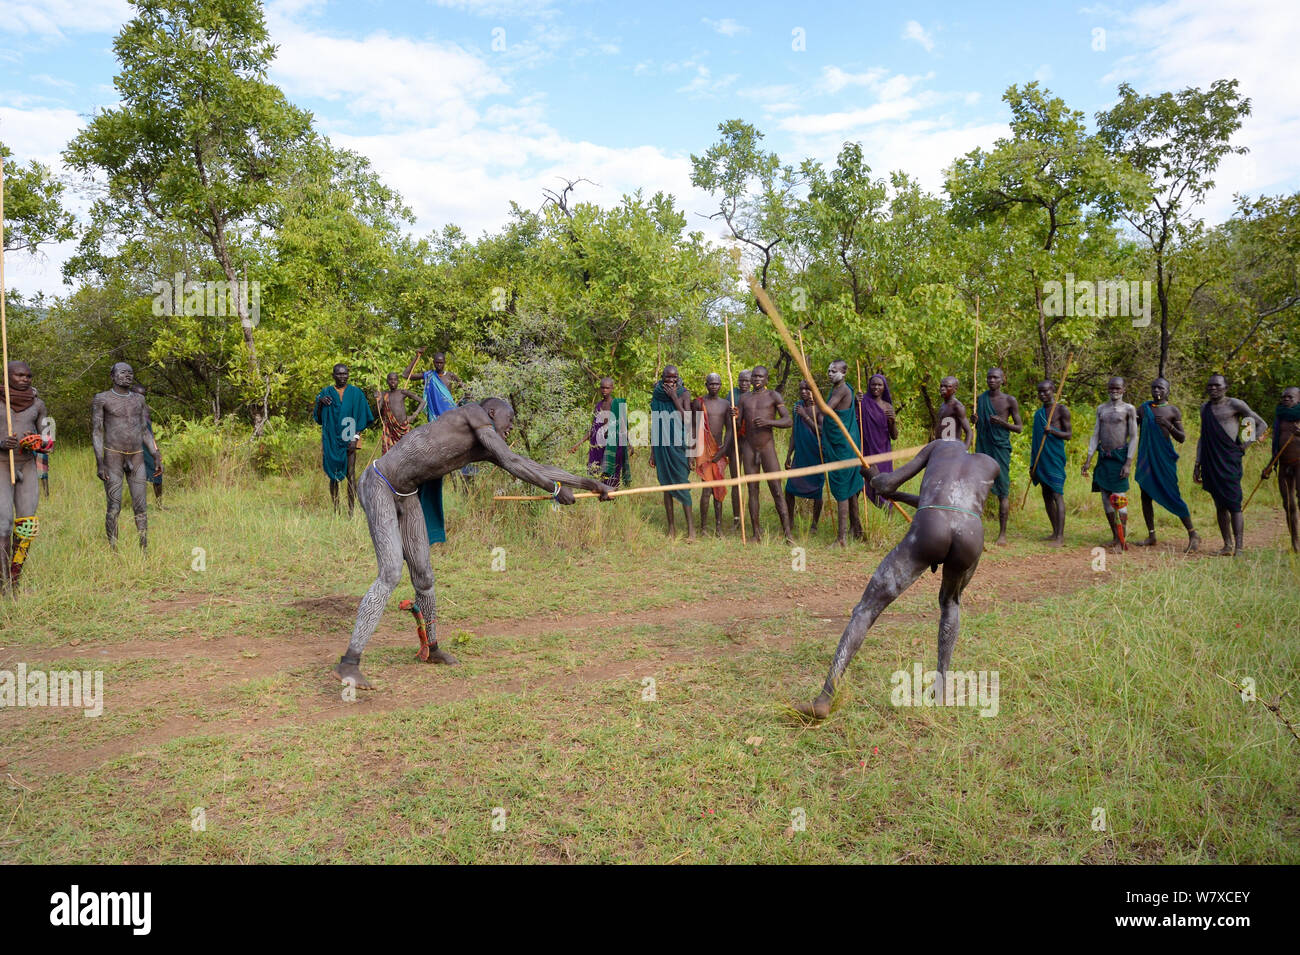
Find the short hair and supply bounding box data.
[1152,377,1169,388]
[738,369,752,378]
[481,397,512,415]
[600,377,614,386]
[751,365,768,376]
[1038,379,1054,391]
[333,363,348,373]
[941,376,959,388]
[705,373,722,383]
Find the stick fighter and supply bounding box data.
[91,362,160,550]
[334,398,610,689]
[794,441,999,719]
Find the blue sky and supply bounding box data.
[2,0,1298,297]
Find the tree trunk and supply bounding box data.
[1156,254,1170,378]
[209,221,265,435]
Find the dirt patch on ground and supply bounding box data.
[3,516,1287,779]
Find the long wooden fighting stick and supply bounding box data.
[745,273,912,524]
[855,359,866,511]
[1019,351,1073,510]
[0,155,13,482]
[724,311,746,543]
[972,294,979,410]
[1243,433,1296,511]
[495,445,925,500]
[799,329,826,498]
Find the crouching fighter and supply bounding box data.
[793,440,1000,720]
[334,397,611,689]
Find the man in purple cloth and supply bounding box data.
[587,377,630,487]
[860,373,897,509]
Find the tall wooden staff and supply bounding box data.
[855,359,868,511]
[972,295,980,407]
[0,155,13,481]
[746,274,911,524]
[798,329,826,498]
[1242,434,1296,511]
[1020,351,1073,509]
[724,311,746,543]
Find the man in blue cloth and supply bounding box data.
[1194,374,1269,556]
[1081,376,1138,552]
[651,365,695,540]
[313,363,376,517]
[974,367,1023,545]
[399,348,462,542]
[1133,378,1199,552]
[1029,380,1071,545]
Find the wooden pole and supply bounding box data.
[745,274,912,523]
[495,444,925,500]
[855,359,867,511]
[1020,351,1073,509]
[724,311,746,543]
[0,155,13,482]
[972,294,979,409]
[1242,433,1295,511]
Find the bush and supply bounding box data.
[160,415,320,486]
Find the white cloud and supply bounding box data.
[821,66,888,94]
[269,27,508,131]
[0,0,128,38]
[428,0,557,17]
[676,65,739,97]
[1098,0,1300,223]
[702,17,747,37]
[0,105,89,298]
[902,20,934,53]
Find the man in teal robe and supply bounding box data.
[1133,378,1199,551]
[313,363,375,517]
[974,368,1023,545]
[650,365,695,539]
[823,360,865,546]
[1029,380,1071,544]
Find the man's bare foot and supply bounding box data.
[1184,532,1200,553]
[1132,535,1157,547]
[333,657,374,689]
[1107,540,1124,553]
[792,694,832,720]
[995,534,1007,546]
[809,522,818,534]
[1215,544,1234,556]
[424,647,459,665]
[1048,537,1063,547]
[1234,545,1244,555]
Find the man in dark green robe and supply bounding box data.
[313,363,376,517]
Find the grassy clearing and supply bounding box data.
[0,438,1296,863]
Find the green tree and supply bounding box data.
[1096,79,1251,376]
[1,142,77,255]
[947,83,1148,380]
[64,0,313,432]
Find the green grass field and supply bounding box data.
[1,438,1296,863]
